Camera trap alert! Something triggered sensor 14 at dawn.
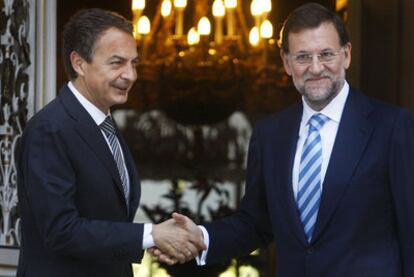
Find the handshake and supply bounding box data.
[150,212,206,265]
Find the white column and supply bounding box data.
[31,0,57,115]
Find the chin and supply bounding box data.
[112,96,129,106]
[305,87,328,98]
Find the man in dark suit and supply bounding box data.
[16,9,204,277]
[153,2,414,276]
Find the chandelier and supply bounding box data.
[128,0,292,125]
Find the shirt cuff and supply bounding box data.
[142,223,155,249]
[195,225,209,266]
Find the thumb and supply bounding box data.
[172,212,188,226]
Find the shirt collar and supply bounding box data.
[301,80,349,126]
[68,81,109,126]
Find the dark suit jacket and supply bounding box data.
[205,88,414,277]
[16,84,143,277]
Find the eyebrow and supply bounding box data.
[107,55,139,63]
[108,55,126,61]
[293,48,335,54]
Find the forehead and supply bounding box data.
[92,27,138,60]
[287,22,341,53]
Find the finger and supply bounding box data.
[150,248,163,257]
[167,239,193,263]
[151,247,178,265]
[171,248,186,264]
[182,249,194,261]
[172,214,206,251]
[189,230,207,250]
[153,248,162,256]
[154,235,185,262]
[155,247,181,265]
[176,254,186,264]
[172,212,188,226]
[193,240,206,251]
[147,247,156,256]
[185,242,199,259]
[175,243,198,262]
[165,258,177,265]
[158,255,173,265]
[161,244,177,258]
[159,253,178,265]
[160,243,186,264]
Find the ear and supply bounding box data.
[280,50,292,76]
[343,42,352,70]
[70,51,87,77]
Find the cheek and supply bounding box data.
[291,67,306,81]
[281,56,293,76]
[103,73,120,85]
[326,64,344,77]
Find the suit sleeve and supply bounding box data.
[18,119,144,262]
[389,109,414,276]
[204,125,274,264]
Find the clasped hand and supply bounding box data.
[151,212,205,265]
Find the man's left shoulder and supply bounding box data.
[347,89,414,139]
[349,87,412,119]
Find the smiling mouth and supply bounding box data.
[111,79,132,91]
[306,76,329,82]
[113,85,130,92]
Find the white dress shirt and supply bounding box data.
[67,82,154,249]
[292,81,349,199]
[197,81,350,265]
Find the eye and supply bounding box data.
[319,51,336,60]
[294,53,312,64]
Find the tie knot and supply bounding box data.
[308,113,329,131]
[100,116,116,135]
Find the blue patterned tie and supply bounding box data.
[100,116,130,205]
[297,113,329,242]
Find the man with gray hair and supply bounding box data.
[153,3,414,276]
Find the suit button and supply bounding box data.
[306,247,314,254]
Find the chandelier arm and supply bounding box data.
[146,0,164,49]
[236,3,250,51]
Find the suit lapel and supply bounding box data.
[272,103,309,245]
[58,85,128,210]
[312,90,374,242]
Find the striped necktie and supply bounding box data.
[100,116,130,205]
[297,113,329,242]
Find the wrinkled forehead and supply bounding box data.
[287,22,342,53]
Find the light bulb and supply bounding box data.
[137,16,150,35]
[260,19,273,39]
[198,17,211,36]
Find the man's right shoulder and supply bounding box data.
[25,95,69,133]
[254,102,302,131]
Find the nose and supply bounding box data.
[121,63,137,81]
[308,55,324,75]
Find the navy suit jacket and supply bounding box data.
[17,84,143,277]
[205,88,414,277]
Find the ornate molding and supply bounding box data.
[0,0,31,247]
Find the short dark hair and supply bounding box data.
[62,8,133,80]
[278,2,349,53]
